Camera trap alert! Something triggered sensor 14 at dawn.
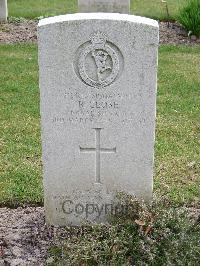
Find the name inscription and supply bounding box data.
[52,88,140,125]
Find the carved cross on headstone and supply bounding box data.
[78,0,130,14]
[0,0,7,21]
[80,128,116,183]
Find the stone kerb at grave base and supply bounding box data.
[38,13,159,226]
[78,0,130,14]
[0,0,7,21]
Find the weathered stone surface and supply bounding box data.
[38,13,159,226]
[0,0,7,21]
[78,0,130,14]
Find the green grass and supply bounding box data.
[0,44,199,207]
[178,0,200,37]
[156,45,200,204]
[0,44,42,206]
[8,0,76,19]
[131,0,187,20]
[7,0,187,20]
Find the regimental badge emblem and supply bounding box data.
[74,32,123,88]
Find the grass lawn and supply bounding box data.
[0,44,199,207]
[0,44,42,206]
[8,0,187,20]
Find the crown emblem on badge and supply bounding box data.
[91,31,107,46]
[77,31,121,88]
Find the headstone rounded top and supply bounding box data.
[38,13,159,28]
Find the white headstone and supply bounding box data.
[0,0,7,21]
[38,13,159,226]
[78,0,130,14]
